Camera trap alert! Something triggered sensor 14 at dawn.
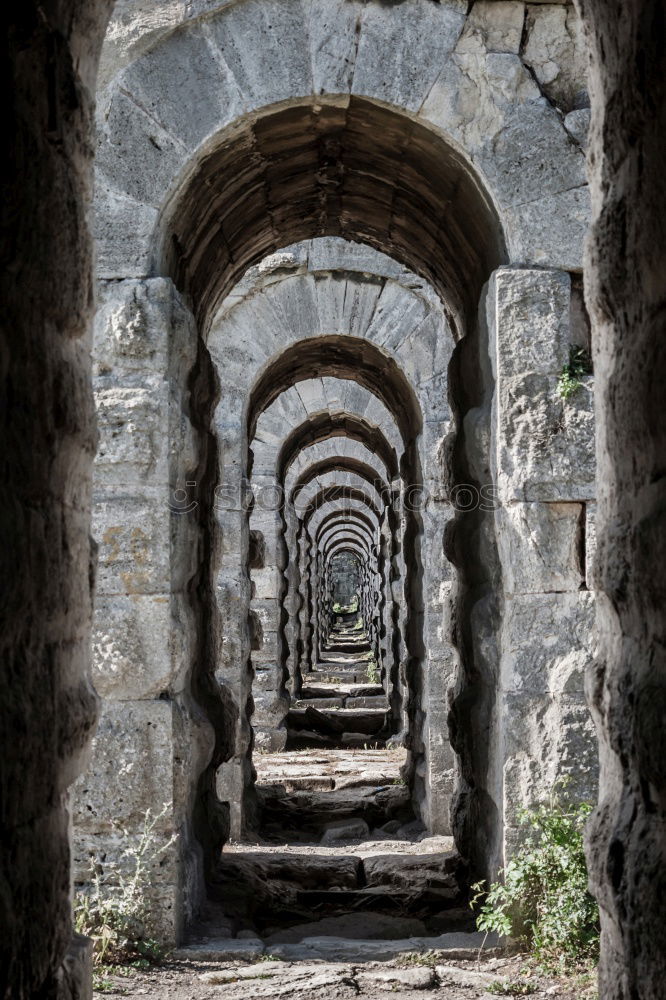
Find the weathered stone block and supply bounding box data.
[585,502,597,590]
[94,278,173,374]
[496,501,583,593]
[492,268,571,378]
[92,594,189,699]
[522,3,589,112]
[94,181,158,280]
[505,184,590,272]
[502,691,598,840]
[95,375,169,484]
[251,567,278,600]
[501,591,595,695]
[94,493,171,595]
[352,0,466,112]
[206,0,312,113]
[73,700,174,834]
[459,1,526,55]
[496,374,595,501]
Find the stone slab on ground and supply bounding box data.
[223,834,456,860]
[89,952,582,998]
[435,964,509,990]
[269,930,499,962]
[356,966,436,990]
[263,912,428,945]
[173,938,265,961]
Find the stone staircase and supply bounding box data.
[183,611,479,956]
[288,612,390,749]
[207,845,475,943]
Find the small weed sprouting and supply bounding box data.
[486,982,537,996]
[470,784,599,972]
[557,346,592,400]
[74,805,176,969]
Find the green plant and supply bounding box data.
[470,786,599,970]
[397,949,439,968]
[486,982,537,996]
[557,346,592,399]
[74,805,175,967]
[366,656,380,684]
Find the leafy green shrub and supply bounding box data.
[471,788,599,970]
[557,346,593,400]
[74,806,175,967]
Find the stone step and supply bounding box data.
[286,730,386,751]
[207,846,470,937]
[294,693,388,712]
[345,695,388,710]
[298,683,385,700]
[257,783,411,839]
[175,930,500,965]
[293,886,463,915]
[288,707,389,736]
[312,668,370,684]
[294,697,345,709]
[324,642,371,654]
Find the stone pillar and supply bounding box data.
[422,501,457,835]
[73,278,215,943]
[573,2,666,994]
[247,471,289,750]
[490,267,597,869]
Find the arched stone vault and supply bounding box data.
[82,0,598,944]
[247,377,402,752]
[7,0,666,994]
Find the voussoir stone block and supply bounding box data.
[496,501,583,593]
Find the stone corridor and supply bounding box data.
[73,0,601,958]
[4,1,666,997]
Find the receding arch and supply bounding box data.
[276,411,400,482]
[157,97,506,330]
[248,335,423,444]
[291,456,392,508]
[302,484,382,527]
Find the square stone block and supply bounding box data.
[492,268,571,378]
[502,691,598,842]
[94,278,173,374]
[92,593,191,700]
[501,592,595,695]
[496,373,595,501]
[250,599,278,633]
[496,501,583,594]
[73,700,174,834]
[95,374,169,485]
[94,493,170,595]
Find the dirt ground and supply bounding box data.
[92,952,598,1000]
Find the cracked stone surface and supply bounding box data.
[91,953,593,999]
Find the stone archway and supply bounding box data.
[80,0,597,946]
